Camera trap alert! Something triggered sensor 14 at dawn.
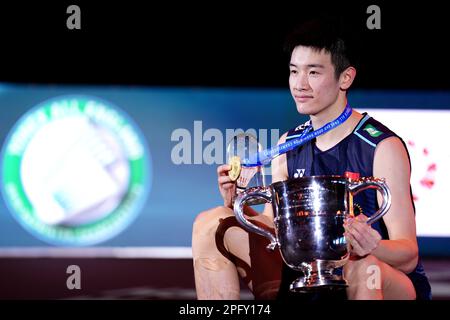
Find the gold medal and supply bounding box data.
[228,156,241,181]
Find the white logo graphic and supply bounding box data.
[293,169,306,178]
[1,96,151,246]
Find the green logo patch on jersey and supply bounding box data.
[363,124,383,137]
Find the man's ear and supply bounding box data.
[339,66,356,91]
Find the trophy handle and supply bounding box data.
[348,177,392,225]
[233,186,278,250]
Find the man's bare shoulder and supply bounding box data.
[374,135,411,180]
[375,136,408,161]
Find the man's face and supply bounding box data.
[289,46,341,116]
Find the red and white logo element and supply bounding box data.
[407,140,437,202]
[358,108,450,237]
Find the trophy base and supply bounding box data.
[289,273,348,292]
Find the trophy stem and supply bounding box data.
[289,265,348,292]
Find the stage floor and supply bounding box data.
[0,258,448,300]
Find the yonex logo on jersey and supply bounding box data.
[294,169,306,178]
[363,124,383,137]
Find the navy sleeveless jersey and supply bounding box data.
[277,113,431,300]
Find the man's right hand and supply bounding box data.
[217,164,236,208]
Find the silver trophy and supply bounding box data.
[233,175,391,291]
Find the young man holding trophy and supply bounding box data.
[192,18,431,300]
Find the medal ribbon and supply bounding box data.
[241,104,353,167]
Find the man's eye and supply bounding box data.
[290,69,297,74]
[310,70,320,75]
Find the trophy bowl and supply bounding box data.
[233,175,391,292]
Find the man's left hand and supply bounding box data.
[344,214,382,257]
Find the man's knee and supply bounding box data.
[192,206,235,245]
[194,206,233,230]
[192,207,248,272]
[345,255,382,281]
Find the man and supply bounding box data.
[192,18,431,300]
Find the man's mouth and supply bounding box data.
[294,95,313,102]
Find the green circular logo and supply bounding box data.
[1,95,151,246]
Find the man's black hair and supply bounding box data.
[284,16,359,79]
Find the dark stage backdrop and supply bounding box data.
[0,85,449,257]
[0,1,449,89]
[0,2,449,257]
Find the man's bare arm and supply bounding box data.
[371,136,419,273]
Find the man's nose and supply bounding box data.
[293,72,310,91]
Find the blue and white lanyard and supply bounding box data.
[241,104,353,167]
